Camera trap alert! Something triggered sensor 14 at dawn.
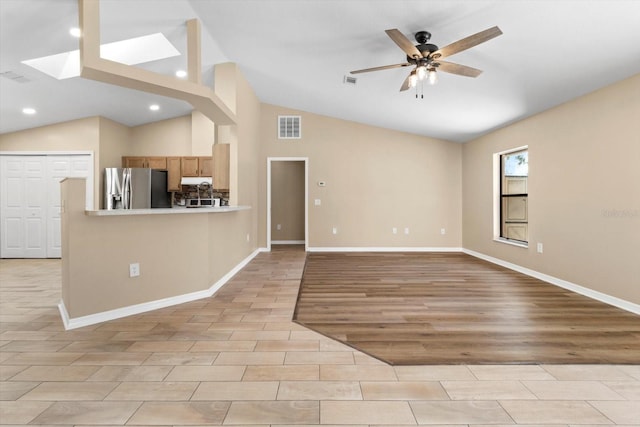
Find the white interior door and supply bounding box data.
[0,156,47,258]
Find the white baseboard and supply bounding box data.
[272,240,305,245]
[60,248,262,330]
[463,248,640,315]
[307,246,463,253]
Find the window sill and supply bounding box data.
[494,238,528,249]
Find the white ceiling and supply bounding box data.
[1,0,639,142]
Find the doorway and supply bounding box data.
[267,157,308,251]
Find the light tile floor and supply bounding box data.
[1,247,639,426]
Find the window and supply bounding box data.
[499,148,528,244]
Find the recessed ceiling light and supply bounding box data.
[149,104,160,111]
[69,27,81,38]
[175,70,187,78]
[22,107,37,115]
[22,33,180,80]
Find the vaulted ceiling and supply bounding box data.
[2,0,639,142]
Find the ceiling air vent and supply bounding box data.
[278,115,301,139]
[0,71,31,83]
[343,75,357,85]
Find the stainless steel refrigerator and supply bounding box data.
[104,168,171,209]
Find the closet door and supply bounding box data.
[0,156,47,258]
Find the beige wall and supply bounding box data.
[191,111,216,156]
[128,115,192,156]
[228,63,260,246]
[462,73,640,305]
[0,116,101,208]
[271,161,305,241]
[258,104,463,249]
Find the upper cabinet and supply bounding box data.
[122,156,166,169]
[120,153,228,192]
[181,156,212,177]
[213,144,230,190]
[199,157,213,177]
[166,157,182,191]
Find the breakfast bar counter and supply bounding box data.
[86,206,250,216]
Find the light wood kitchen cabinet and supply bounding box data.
[213,144,230,190]
[181,156,213,177]
[122,156,167,169]
[166,157,182,191]
[122,156,145,168]
[199,157,213,177]
[181,157,199,177]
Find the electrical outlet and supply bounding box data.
[332,227,337,235]
[276,224,282,230]
[392,227,397,234]
[246,233,250,242]
[129,263,140,278]
[314,199,321,206]
[441,228,446,235]
[537,242,543,253]
[404,227,409,235]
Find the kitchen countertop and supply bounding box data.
[86,206,250,216]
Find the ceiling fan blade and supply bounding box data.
[431,26,502,59]
[435,61,483,77]
[350,63,412,74]
[400,73,412,92]
[385,29,422,59]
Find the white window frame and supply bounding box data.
[493,146,529,248]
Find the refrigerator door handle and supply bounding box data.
[122,168,131,209]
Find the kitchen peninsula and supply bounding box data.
[86,206,249,216]
[60,178,256,330]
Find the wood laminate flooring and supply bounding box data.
[294,252,640,365]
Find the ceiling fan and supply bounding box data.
[350,26,503,93]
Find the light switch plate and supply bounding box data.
[314,199,321,206]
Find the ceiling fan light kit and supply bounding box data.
[351,26,502,98]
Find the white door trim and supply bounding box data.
[266,157,308,252]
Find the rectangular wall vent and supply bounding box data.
[0,71,31,83]
[278,115,301,139]
[343,75,357,85]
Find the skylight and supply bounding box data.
[21,33,180,80]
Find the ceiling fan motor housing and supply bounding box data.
[407,43,439,64]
